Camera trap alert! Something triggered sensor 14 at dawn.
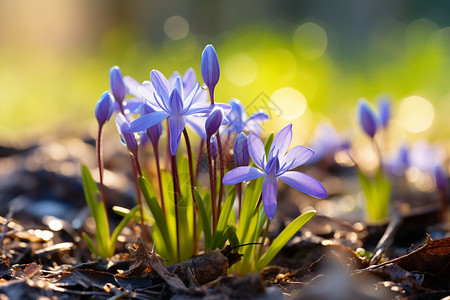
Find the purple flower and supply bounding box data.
[377,96,391,128]
[233,132,249,167]
[116,113,138,157]
[201,44,220,102]
[139,103,163,148]
[433,164,447,191]
[224,99,269,136]
[205,106,225,137]
[122,70,214,155]
[358,99,378,138]
[223,124,327,220]
[110,66,126,105]
[95,91,114,127]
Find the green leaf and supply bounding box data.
[112,206,154,223]
[82,233,100,257]
[257,210,316,270]
[194,189,212,249]
[237,177,263,242]
[226,225,239,248]
[357,169,391,222]
[109,206,140,256]
[211,187,236,249]
[139,176,176,263]
[81,164,110,256]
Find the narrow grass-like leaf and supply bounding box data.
[112,206,154,223]
[211,187,236,249]
[257,210,315,270]
[226,225,239,248]
[194,189,212,249]
[81,164,109,256]
[109,206,140,255]
[81,233,100,257]
[139,176,176,262]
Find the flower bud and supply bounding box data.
[110,66,126,104]
[116,113,138,157]
[378,97,391,128]
[205,106,224,137]
[233,132,249,166]
[140,104,163,147]
[95,91,114,127]
[201,44,220,96]
[358,99,378,138]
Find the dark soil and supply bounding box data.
[0,136,449,299]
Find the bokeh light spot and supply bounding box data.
[225,53,258,86]
[293,22,327,60]
[163,16,189,40]
[398,96,434,133]
[270,87,307,120]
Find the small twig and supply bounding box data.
[0,205,14,257]
[370,209,403,265]
[144,241,187,292]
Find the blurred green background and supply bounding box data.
[1,0,450,145]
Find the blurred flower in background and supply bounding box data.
[1,0,450,166]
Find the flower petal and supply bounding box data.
[123,75,141,98]
[173,76,184,101]
[222,166,264,185]
[186,102,213,115]
[123,111,168,132]
[182,67,197,95]
[182,82,200,113]
[262,176,278,220]
[169,115,186,155]
[280,145,314,171]
[248,133,266,169]
[269,124,292,159]
[138,81,160,108]
[150,70,170,106]
[279,171,327,199]
[247,110,269,124]
[185,115,207,140]
[169,89,184,114]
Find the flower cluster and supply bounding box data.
[86,44,327,270]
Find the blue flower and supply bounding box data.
[95,91,114,127]
[116,113,139,158]
[123,70,214,155]
[201,44,220,102]
[223,124,327,220]
[205,106,226,137]
[358,99,378,138]
[139,103,163,148]
[377,96,391,128]
[110,66,126,105]
[224,99,269,136]
[233,132,249,167]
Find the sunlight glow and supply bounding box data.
[164,16,189,40]
[271,87,307,120]
[398,96,434,133]
[225,53,258,86]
